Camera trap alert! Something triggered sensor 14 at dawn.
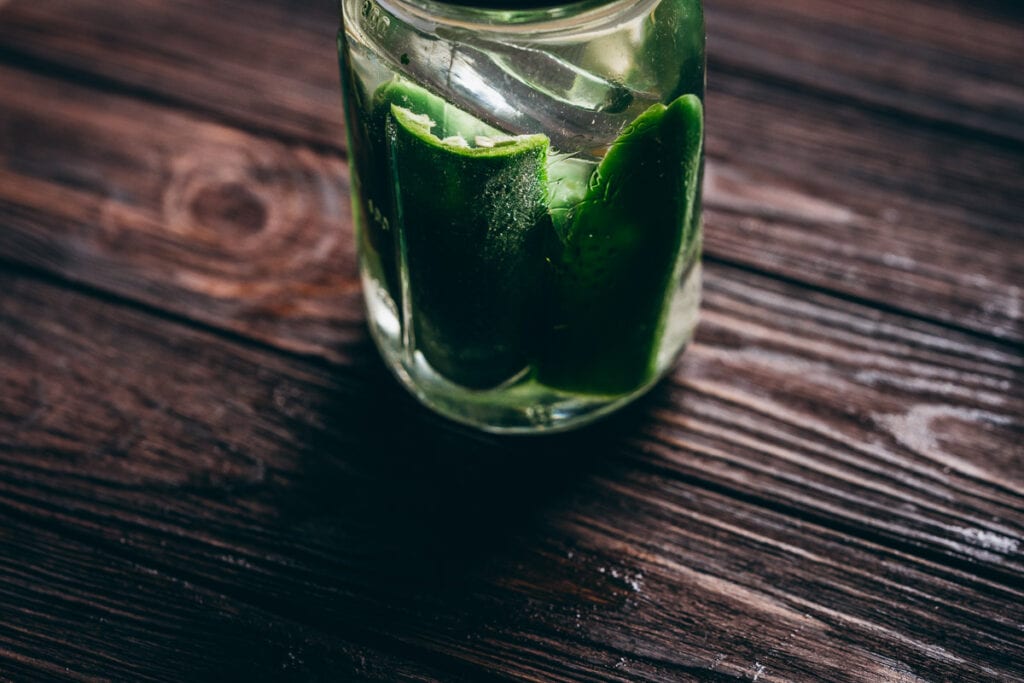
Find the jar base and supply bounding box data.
[362,261,701,434]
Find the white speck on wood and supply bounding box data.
[981,285,1021,321]
[881,252,917,270]
[881,207,901,223]
[952,527,1021,556]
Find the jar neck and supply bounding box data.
[376,0,654,32]
[405,0,608,10]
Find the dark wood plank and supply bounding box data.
[1,0,1022,344]
[707,0,1024,143]
[0,59,1020,369]
[1,0,1020,679]
[0,523,477,681]
[1,0,1020,144]
[703,71,1024,342]
[1,266,1021,681]
[0,0,345,148]
[0,63,362,363]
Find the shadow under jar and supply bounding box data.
[338,0,705,433]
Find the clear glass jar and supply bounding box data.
[338,0,705,433]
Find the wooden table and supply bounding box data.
[1,1,1021,680]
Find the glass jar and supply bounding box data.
[338,0,705,433]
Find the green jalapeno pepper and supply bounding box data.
[538,94,704,395]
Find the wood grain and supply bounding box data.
[1,266,1021,681]
[1,0,1022,679]
[2,0,1020,143]
[703,71,1024,342]
[0,523,476,682]
[0,58,1020,371]
[0,0,346,147]
[707,0,1024,142]
[0,63,363,363]
[0,0,1021,344]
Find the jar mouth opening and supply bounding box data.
[378,0,651,31]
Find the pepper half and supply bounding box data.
[387,102,550,389]
[538,94,704,395]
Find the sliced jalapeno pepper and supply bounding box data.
[538,94,704,395]
[347,77,506,311]
[388,103,550,389]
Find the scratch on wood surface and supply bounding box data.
[657,403,957,514]
[606,465,1024,627]
[970,275,1022,327]
[682,368,1024,502]
[870,654,931,683]
[589,492,964,677]
[952,528,1021,555]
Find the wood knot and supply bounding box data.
[158,140,355,306]
[163,148,280,252]
[189,182,268,239]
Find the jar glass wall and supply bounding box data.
[338,0,705,433]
